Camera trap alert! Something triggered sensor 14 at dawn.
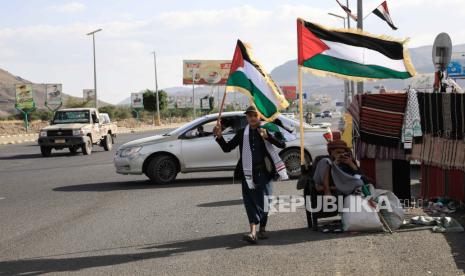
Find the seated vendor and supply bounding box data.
[314,140,362,196]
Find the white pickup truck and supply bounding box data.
[38,108,117,157]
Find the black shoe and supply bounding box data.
[257,231,268,239]
[242,233,258,244]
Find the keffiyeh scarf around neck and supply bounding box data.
[242,125,288,189]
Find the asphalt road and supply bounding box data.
[0,130,464,275]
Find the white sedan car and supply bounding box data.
[114,112,332,184]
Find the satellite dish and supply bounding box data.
[432,33,452,70]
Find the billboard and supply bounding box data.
[201,98,210,110]
[167,96,176,109]
[183,60,231,85]
[131,92,144,108]
[46,84,62,106]
[447,52,465,79]
[176,97,187,108]
[83,89,95,101]
[280,86,297,100]
[15,84,35,110]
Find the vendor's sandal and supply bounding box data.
[257,231,268,239]
[242,233,258,244]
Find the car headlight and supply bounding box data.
[40,131,47,137]
[72,129,84,136]
[119,146,142,159]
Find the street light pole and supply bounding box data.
[328,13,346,28]
[328,12,349,109]
[152,51,161,126]
[86,28,102,109]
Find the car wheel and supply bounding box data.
[102,134,112,151]
[146,155,178,184]
[40,146,52,157]
[280,149,311,179]
[69,146,78,154]
[81,139,92,155]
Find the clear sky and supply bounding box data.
[1,0,464,104]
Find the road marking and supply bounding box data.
[0,197,5,200]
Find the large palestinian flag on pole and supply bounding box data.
[297,19,416,81]
[226,39,288,121]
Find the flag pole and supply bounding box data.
[217,86,227,125]
[297,65,305,166]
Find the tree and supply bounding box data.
[142,89,168,125]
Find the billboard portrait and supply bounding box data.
[280,86,297,100]
[15,84,35,110]
[83,89,96,101]
[131,92,144,109]
[46,84,62,106]
[183,60,231,85]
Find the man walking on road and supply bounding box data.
[213,106,288,244]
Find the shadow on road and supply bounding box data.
[53,177,235,192]
[0,152,84,160]
[444,233,465,272]
[197,199,243,208]
[0,227,354,275]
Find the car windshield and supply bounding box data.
[165,116,212,136]
[53,110,90,124]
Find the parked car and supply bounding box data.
[114,112,332,184]
[322,111,332,118]
[315,112,322,118]
[38,108,117,157]
[281,113,296,119]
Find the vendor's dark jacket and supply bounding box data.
[216,127,286,182]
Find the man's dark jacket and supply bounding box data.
[216,128,286,181]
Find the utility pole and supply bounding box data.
[357,0,364,94]
[347,0,355,101]
[86,28,102,109]
[152,51,161,125]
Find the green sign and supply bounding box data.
[15,84,35,111]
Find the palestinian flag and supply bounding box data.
[260,119,297,142]
[372,1,398,30]
[226,40,288,121]
[297,19,416,81]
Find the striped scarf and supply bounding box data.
[242,125,288,189]
[360,93,407,147]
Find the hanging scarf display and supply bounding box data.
[402,89,423,149]
[359,93,408,147]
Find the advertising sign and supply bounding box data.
[167,96,176,109]
[46,84,62,106]
[280,86,297,100]
[15,84,35,110]
[176,97,187,108]
[183,60,231,85]
[201,98,210,110]
[83,89,96,101]
[447,52,465,79]
[131,92,144,109]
